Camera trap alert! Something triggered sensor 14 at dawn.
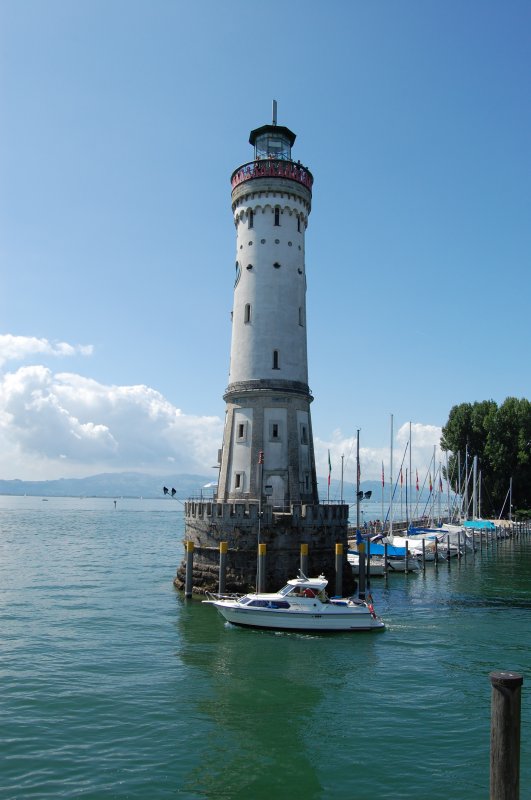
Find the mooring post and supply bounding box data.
[185,540,194,599]
[218,541,228,594]
[257,542,266,592]
[383,541,388,574]
[405,539,409,574]
[335,542,343,598]
[434,536,439,565]
[446,534,451,562]
[422,538,426,571]
[300,542,308,576]
[490,671,523,800]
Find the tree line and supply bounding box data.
[441,397,531,518]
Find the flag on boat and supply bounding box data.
[429,473,433,493]
[439,475,443,493]
[381,462,385,487]
[328,450,332,487]
[416,470,419,492]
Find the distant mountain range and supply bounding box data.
[0,472,212,499]
[0,472,436,502]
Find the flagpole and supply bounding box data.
[340,454,344,505]
[327,449,331,504]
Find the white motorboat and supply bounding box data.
[203,573,385,632]
[347,551,386,576]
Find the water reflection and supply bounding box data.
[174,597,382,799]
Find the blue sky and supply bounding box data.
[1,0,530,484]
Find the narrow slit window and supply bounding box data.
[270,422,280,441]
[248,209,254,229]
[297,216,301,232]
[300,425,308,444]
[234,472,243,490]
[237,423,245,440]
[273,350,279,369]
[244,304,251,323]
[274,208,280,226]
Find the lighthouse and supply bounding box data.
[217,102,318,508]
[178,106,353,596]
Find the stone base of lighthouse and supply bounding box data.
[174,501,356,597]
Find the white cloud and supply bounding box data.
[0,365,223,479]
[314,421,444,487]
[0,335,93,367]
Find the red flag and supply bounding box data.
[429,473,433,493]
[416,469,419,492]
[381,461,385,487]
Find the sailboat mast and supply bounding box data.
[390,413,394,538]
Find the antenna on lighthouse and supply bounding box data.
[272,99,277,125]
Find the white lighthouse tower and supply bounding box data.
[217,102,318,507]
[180,107,352,596]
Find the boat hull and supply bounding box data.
[211,603,384,631]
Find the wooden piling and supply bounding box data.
[422,538,426,571]
[185,540,194,598]
[300,542,308,577]
[335,542,343,598]
[405,539,409,574]
[490,671,523,800]
[257,542,266,592]
[218,541,228,594]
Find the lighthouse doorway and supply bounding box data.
[265,475,286,508]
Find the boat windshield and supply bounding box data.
[238,596,252,605]
[279,585,294,596]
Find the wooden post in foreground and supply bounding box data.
[218,541,228,594]
[490,671,523,800]
[184,540,194,598]
[300,542,308,577]
[335,542,343,598]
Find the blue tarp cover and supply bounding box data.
[349,543,407,557]
[463,520,496,530]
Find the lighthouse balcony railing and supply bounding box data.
[231,159,313,192]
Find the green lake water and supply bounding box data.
[1,496,529,799]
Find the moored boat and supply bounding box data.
[203,573,385,632]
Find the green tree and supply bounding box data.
[441,398,531,517]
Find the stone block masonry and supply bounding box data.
[174,501,356,596]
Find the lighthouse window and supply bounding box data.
[297,217,301,232]
[244,304,251,323]
[272,350,280,369]
[300,424,308,444]
[269,422,281,441]
[234,472,244,490]
[246,264,253,271]
[237,422,247,441]
[248,210,254,229]
[274,208,280,226]
[273,262,281,269]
